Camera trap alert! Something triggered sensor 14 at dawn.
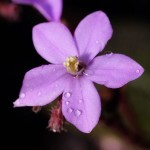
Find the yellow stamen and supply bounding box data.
[64,56,79,74]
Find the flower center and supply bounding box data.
[64,56,85,75]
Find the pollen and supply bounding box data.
[64,56,79,74]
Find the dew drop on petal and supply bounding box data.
[79,99,83,103]
[83,72,88,76]
[19,93,25,98]
[65,101,70,105]
[106,51,113,56]
[96,40,99,44]
[64,92,72,98]
[38,92,41,96]
[67,108,73,113]
[83,70,94,76]
[75,109,82,117]
[136,69,140,73]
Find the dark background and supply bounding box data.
[1,0,150,149]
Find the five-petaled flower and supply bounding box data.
[12,0,62,21]
[13,11,144,133]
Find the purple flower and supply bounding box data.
[14,11,144,133]
[12,0,62,21]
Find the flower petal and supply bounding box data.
[12,0,62,21]
[74,11,113,64]
[14,64,68,107]
[33,0,62,21]
[12,0,32,5]
[62,76,101,133]
[84,54,144,88]
[33,22,78,64]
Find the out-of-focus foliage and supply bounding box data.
[110,20,150,142]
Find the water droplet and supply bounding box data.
[83,70,94,76]
[136,69,140,73]
[75,109,82,117]
[79,99,83,103]
[96,40,99,44]
[19,93,25,98]
[106,51,113,56]
[67,108,73,113]
[64,92,72,98]
[38,92,41,96]
[65,101,70,105]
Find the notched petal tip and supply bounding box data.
[62,77,101,133]
[86,54,144,88]
[74,10,113,64]
[13,99,24,107]
[131,61,144,82]
[135,66,144,78]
